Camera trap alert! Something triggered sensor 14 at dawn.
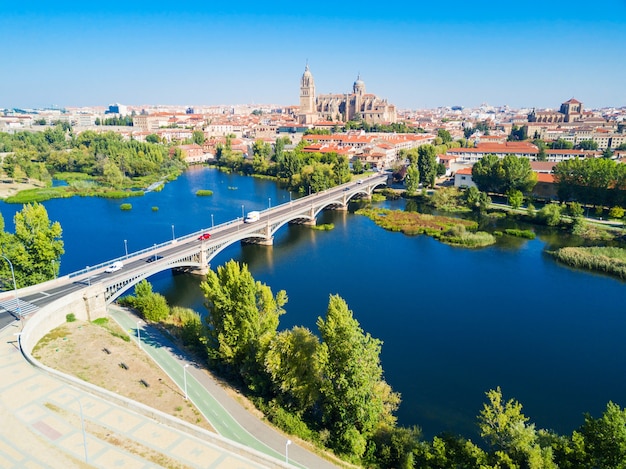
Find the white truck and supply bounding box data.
[244,211,260,223]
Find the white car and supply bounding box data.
[105,261,123,273]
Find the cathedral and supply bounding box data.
[298,65,397,125]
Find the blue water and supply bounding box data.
[2,166,625,441]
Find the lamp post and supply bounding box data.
[76,397,89,463]
[211,214,214,228]
[184,364,190,400]
[171,224,175,241]
[285,439,292,465]
[124,239,128,258]
[137,321,141,348]
[241,204,245,219]
[1,255,21,317]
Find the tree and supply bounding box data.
[551,139,574,150]
[580,401,626,469]
[317,295,400,457]
[538,204,562,226]
[576,140,598,150]
[201,260,287,391]
[508,125,528,141]
[507,189,524,209]
[472,154,504,193]
[192,130,205,145]
[567,201,584,219]
[437,129,452,144]
[608,206,625,219]
[478,387,556,468]
[1,203,64,288]
[465,186,491,212]
[405,165,421,194]
[264,326,323,412]
[352,157,364,175]
[417,144,438,188]
[146,133,160,144]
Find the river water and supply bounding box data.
[2,166,625,441]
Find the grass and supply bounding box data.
[503,228,536,239]
[92,317,131,342]
[549,246,626,279]
[32,326,70,354]
[357,207,495,248]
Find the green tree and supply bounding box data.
[472,154,504,193]
[192,130,206,145]
[551,139,574,150]
[2,203,64,287]
[478,387,556,468]
[264,326,323,412]
[317,295,400,457]
[538,204,562,226]
[146,133,160,144]
[465,186,491,212]
[576,140,598,150]
[437,129,452,144]
[405,165,421,194]
[417,144,438,188]
[507,189,524,209]
[201,260,287,391]
[352,157,364,175]
[609,206,625,219]
[580,401,626,469]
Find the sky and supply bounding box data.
[2,1,626,111]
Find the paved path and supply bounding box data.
[109,306,339,469]
[0,319,285,468]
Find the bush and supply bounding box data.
[504,228,536,239]
[608,206,624,219]
[538,204,561,226]
[120,203,132,211]
[195,189,213,196]
[152,206,159,212]
[66,313,76,322]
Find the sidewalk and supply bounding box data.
[0,319,281,468]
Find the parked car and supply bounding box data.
[198,232,211,240]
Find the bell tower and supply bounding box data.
[299,64,316,114]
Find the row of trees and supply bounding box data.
[128,264,626,468]
[0,127,187,190]
[553,157,626,207]
[200,260,399,460]
[214,136,356,194]
[0,203,63,289]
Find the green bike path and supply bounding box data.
[109,307,331,469]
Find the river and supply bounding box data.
[2,166,625,441]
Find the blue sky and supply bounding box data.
[2,1,625,110]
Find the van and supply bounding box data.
[245,211,260,223]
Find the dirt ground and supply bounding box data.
[32,318,214,433]
[0,178,42,199]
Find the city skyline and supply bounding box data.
[2,1,626,111]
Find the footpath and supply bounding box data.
[0,318,283,468]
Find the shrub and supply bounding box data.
[608,206,624,219]
[195,189,213,196]
[66,313,76,322]
[120,203,132,211]
[503,228,536,239]
[538,204,561,226]
[311,223,334,231]
[152,206,159,212]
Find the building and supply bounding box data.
[298,65,396,125]
[528,98,584,123]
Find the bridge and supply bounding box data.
[1,172,388,323]
[0,172,388,468]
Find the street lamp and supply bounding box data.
[1,255,21,318]
[285,439,292,464]
[124,239,128,258]
[184,363,190,400]
[76,397,89,463]
[241,204,245,219]
[268,197,271,209]
[211,214,214,228]
[171,224,175,241]
[137,321,141,348]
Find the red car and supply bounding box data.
[198,233,211,240]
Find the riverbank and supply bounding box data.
[0,178,44,200]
